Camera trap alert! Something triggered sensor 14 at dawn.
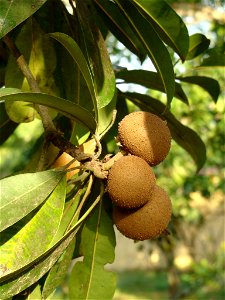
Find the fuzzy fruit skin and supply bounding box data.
[113,186,172,241]
[107,155,156,209]
[118,111,171,166]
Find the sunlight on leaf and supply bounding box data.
[186,33,210,60]
[0,230,76,298]
[114,0,175,106]
[0,177,66,278]
[131,0,189,60]
[0,169,64,232]
[0,0,47,39]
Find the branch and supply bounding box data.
[3,35,90,164]
[3,35,56,133]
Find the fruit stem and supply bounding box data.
[67,174,94,231]
[102,150,126,171]
[71,178,104,229]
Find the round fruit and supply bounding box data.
[113,185,172,241]
[107,155,156,209]
[118,111,171,166]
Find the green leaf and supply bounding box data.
[42,238,75,299]
[76,1,116,110]
[198,53,225,67]
[0,178,102,297]
[0,169,64,232]
[0,177,66,278]
[97,88,117,135]
[50,184,87,245]
[0,230,76,298]
[94,0,147,61]
[0,89,97,133]
[49,32,98,116]
[27,284,42,299]
[122,92,206,172]
[5,18,58,96]
[186,33,210,60]
[69,201,116,299]
[131,0,189,60]
[177,76,220,103]
[117,70,188,104]
[0,0,47,39]
[114,0,175,106]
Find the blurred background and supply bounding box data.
[0,0,224,299]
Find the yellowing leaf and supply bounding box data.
[0,177,66,278]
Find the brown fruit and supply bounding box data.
[113,185,172,241]
[118,111,171,166]
[107,155,156,209]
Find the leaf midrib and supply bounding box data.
[0,174,59,210]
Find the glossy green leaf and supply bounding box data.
[0,230,77,298]
[198,53,225,67]
[69,201,116,299]
[186,33,210,60]
[122,92,206,171]
[177,76,220,103]
[42,238,75,299]
[0,169,64,232]
[50,184,88,246]
[94,0,147,61]
[49,32,98,116]
[0,176,66,278]
[114,0,175,106]
[117,70,188,104]
[0,89,97,132]
[0,0,47,39]
[131,0,189,60]
[0,178,102,296]
[97,90,117,135]
[76,1,116,110]
[0,178,102,297]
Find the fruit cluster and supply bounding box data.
[107,111,172,241]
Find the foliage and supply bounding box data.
[0,0,223,299]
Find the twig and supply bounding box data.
[3,35,56,133]
[72,180,104,229]
[67,174,94,231]
[3,35,90,165]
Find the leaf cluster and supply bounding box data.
[0,0,223,299]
